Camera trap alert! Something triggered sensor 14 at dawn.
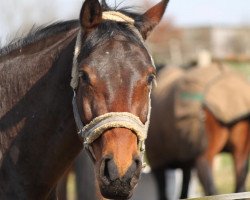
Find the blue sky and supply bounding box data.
[0,0,250,44]
[165,0,250,26]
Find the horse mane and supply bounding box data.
[0,2,143,57]
[0,20,79,56]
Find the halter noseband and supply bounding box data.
[71,11,153,165]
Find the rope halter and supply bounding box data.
[71,11,154,165]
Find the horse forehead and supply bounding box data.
[90,40,151,72]
[106,39,141,51]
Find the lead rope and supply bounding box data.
[71,11,154,166]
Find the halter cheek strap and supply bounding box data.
[71,11,154,166]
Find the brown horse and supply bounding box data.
[146,65,250,200]
[0,0,170,199]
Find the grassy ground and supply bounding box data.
[225,61,250,80]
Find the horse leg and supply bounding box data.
[229,120,250,193]
[180,167,191,199]
[234,157,249,193]
[152,169,167,200]
[196,156,216,195]
[196,109,229,195]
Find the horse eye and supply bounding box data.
[80,71,90,84]
[147,74,156,85]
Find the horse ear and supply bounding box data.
[135,0,170,40]
[80,0,102,31]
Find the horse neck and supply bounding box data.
[0,27,83,199]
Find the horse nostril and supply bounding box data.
[124,156,142,180]
[104,157,110,179]
[134,156,142,168]
[132,155,142,173]
[100,156,111,185]
[100,155,119,185]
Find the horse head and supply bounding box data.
[72,0,169,198]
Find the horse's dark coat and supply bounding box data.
[0,23,80,199]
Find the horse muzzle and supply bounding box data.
[99,154,141,199]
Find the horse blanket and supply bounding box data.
[175,63,250,124]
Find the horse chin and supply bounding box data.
[99,181,134,199]
[98,176,139,199]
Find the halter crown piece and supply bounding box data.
[71,11,154,165]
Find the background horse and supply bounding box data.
[0,0,170,199]
[146,64,250,200]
